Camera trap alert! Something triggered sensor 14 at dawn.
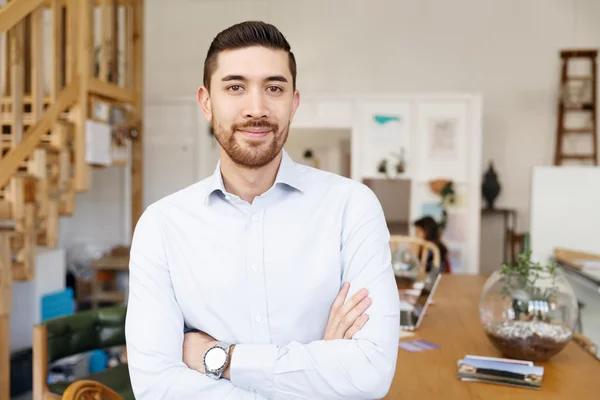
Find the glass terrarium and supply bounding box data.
[479,252,579,361]
[392,245,420,279]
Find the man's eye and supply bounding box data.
[267,86,282,93]
[228,85,242,92]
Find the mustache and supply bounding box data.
[232,120,278,131]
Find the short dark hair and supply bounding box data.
[203,21,297,92]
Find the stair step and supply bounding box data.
[565,103,594,111]
[0,221,16,232]
[561,49,598,58]
[562,128,595,134]
[560,154,596,160]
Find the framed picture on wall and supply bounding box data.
[359,101,412,180]
[415,100,469,183]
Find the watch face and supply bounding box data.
[205,347,227,371]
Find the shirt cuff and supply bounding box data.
[229,343,278,397]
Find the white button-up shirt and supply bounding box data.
[125,150,401,399]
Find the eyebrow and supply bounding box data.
[221,75,289,84]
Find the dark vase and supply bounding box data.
[482,161,501,209]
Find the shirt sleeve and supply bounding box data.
[125,206,266,400]
[230,184,401,399]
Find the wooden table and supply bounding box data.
[385,275,600,399]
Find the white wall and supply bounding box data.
[530,166,600,264]
[143,0,600,231]
[58,165,130,252]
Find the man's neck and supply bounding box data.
[219,150,283,204]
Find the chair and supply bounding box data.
[507,230,526,264]
[62,380,124,400]
[389,235,441,277]
[33,305,133,400]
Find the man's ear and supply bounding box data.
[290,89,301,122]
[197,86,212,122]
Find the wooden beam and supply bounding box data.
[131,0,144,234]
[44,200,58,246]
[125,1,134,90]
[32,325,48,400]
[7,19,25,229]
[10,19,24,145]
[12,204,36,280]
[0,234,11,316]
[51,0,63,98]
[99,0,111,82]
[88,78,136,103]
[30,7,47,186]
[41,0,134,6]
[46,0,64,245]
[0,234,12,400]
[73,0,93,192]
[111,0,119,84]
[8,178,24,229]
[0,0,45,34]
[0,81,79,190]
[0,316,9,400]
[30,7,44,120]
[65,0,77,84]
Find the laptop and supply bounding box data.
[399,273,442,331]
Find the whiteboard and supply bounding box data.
[530,166,600,264]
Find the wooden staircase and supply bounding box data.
[0,1,144,398]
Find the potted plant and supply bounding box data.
[427,178,456,232]
[479,250,579,361]
[377,147,407,179]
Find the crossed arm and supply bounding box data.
[125,187,401,399]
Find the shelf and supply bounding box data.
[93,291,125,303]
[92,255,129,271]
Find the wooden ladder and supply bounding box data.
[554,49,598,165]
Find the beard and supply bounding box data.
[212,118,289,169]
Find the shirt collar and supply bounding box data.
[204,149,305,204]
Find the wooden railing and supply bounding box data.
[0,80,79,188]
[0,0,45,33]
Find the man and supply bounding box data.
[125,21,400,399]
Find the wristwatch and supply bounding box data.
[203,342,232,379]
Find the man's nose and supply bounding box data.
[242,88,269,119]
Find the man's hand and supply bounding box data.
[323,282,371,340]
[182,331,218,374]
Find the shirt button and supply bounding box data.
[252,215,258,222]
[251,264,258,271]
[255,315,262,322]
[224,195,230,200]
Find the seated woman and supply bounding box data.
[413,216,451,273]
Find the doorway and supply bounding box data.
[285,128,352,177]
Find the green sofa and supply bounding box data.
[33,305,133,400]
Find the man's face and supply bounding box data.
[198,46,300,169]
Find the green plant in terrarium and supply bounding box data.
[499,250,559,322]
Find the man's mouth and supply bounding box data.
[237,128,272,138]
